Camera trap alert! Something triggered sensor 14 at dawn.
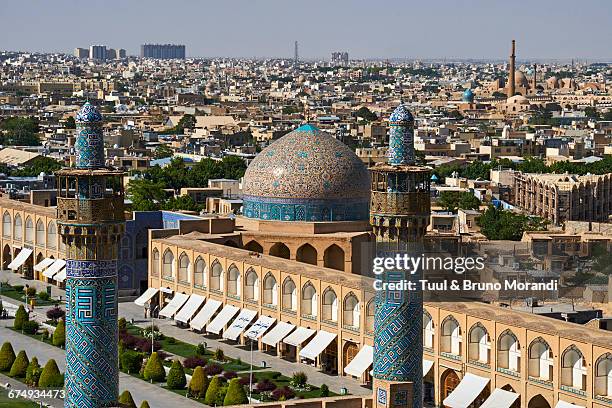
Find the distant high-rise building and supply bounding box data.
[107,48,127,59]
[74,47,89,59]
[140,44,185,59]
[331,51,349,66]
[89,45,107,61]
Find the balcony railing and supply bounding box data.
[282,308,297,316]
[560,385,586,397]
[528,376,553,388]
[468,359,490,369]
[496,367,520,378]
[440,352,462,361]
[263,303,277,311]
[343,324,360,333]
[595,395,612,405]
[301,314,317,321]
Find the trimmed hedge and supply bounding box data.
[224,378,248,406]
[140,402,150,408]
[118,390,137,408]
[38,359,63,387]
[0,341,16,371]
[13,305,28,330]
[166,359,187,390]
[188,366,209,398]
[9,350,29,377]
[53,319,65,347]
[142,352,165,382]
[22,320,39,335]
[25,357,41,386]
[205,376,222,406]
[120,350,143,374]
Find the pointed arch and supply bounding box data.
[322,287,338,322]
[301,281,317,318]
[269,242,290,259]
[162,249,174,279]
[282,277,297,311]
[595,353,612,397]
[441,315,462,356]
[194,256,207,288]
[35,219,45,246]
[423,310,434,349]
[47,221,57,249]
[211,259,224,291]
[323,244,344,271]
[343,292,360,329]
[14,214,22,240]
[498,329,521,373]
[262,272,277,306]
[296,243,317,265]
[561,345,586,391]
[2,212,10,238]
[244,240,263,253]
[365,299,375,333]
[528,337,553,381]
[151,248,160,276]
[178,252,190,283]
[245,268,259,301]
[227,263,241,297]
[468,323,490,364]
[24,216,33,243]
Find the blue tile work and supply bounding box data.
[388,105,415,166]
[462,88,475,103]
[75,102,105,168]
[241,124,370,221]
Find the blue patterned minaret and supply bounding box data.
[57,102,125,408]
[370,104,430,408]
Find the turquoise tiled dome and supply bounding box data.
[242,124,370,221]
[389,104,414,124]
[462,89,475,103]
[75,102,103,123]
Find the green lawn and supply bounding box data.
[0,389,39,408]
[0,286,56,307]
[249,371,338,399]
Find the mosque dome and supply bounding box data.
[462,89,475,103]
[506,94,530,105]
[76,102,103,123]
[242,124,370,222]
[514,71,529,87]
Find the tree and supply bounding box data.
[162,195,201,212]
[9,350,29,378]
[355,106,378,122]
[120,350,143,374]
[22,320,39,335]
[46,306,65,323]
[53,319,65,347]
[477,205,548,241]
[220,156,247,181]
[25,357,41,386]
[205,376,222,406]
[65,116,76,129]
[143,352,165,382]
[189,366,209,398]
[139,402,151,408]
[224,378,248,405]
[584,107,599,119]
[290,372,308,388]
[0,117,41,146]
[437,191,481,213]
[13,304,28,330]
[166,359,187,389]
[118,390,137,408]
[320,384,329,397]
[127,179,167,211]
[153,144,174,159]
[10,157,62,177]
[0,342,16,371]
[38,359,63,387]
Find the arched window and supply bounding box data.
[322,288,338,322]
[282,277,297,311]
[343,293,360,329]
[301,282,317,318]
[227,264,241,297]
[24,217,33,243]
[2,212,11,238]
[14,214,22,240]
[323,244,345,271]
[365,299,375,333]
[498,330,521,373]
[423,311,434,349]
[528,338,553,382]
[178,252,190,283]
[595,353,612,397]
[162,249,174,279]
[47,222,57,249]
[151,249,160,276]
[262,273,277,306]
[441,316,461,356]
[245,268,259,301]
[194,257,206,288]
[35,219,45,245]
[270,242,290,259]
[211,260,224,291]
[244,240,263,253]
[296,243,317,265]
[468,323,490,364]
[562,346,586,391]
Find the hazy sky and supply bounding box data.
[1,0,611,60]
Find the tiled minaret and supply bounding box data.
[56,102,125,408]
[370,105,431,408]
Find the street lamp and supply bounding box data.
[149,303,160,355]
[248,337,254,401]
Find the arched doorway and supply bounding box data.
[441,369,460,402]
[321,338,338,374]
[34,252,43,280]
[528,394,552,408]
[244,240,263,253]
[296,244,317,265]
[270,242,290,259]
[323,244,344,271]
[501,384,520,408]
[343,342,359,374]
[2,244,11,269]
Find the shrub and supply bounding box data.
[224,378,248,406]
[205,376,222,406]
[195,343,206,356]
[22,320,39,335]
[38,359,63,387]
[290,371,308,388]
[255,378,276,392]
[189,366,209,398]
[222,370,237,380]
[143,352,165,382]
[184,355,207,369]
[13,305,28,330]
[320,384,329,397]
[13,285,24,293]
[212,348,225,361]
[38,291,50,301]
[53,319,65,347]
[166,336,176,344]
[135,337,160,353]
[238,375,250,386]
[25,287,36,297]
[215,386,227,407]
[25,357,41,386]
[118,317,127,332]
[272,386,295,401]
[41,329,50,341]
[156,350,170,360]
[204,363,222,376]
[46,307,65,323]
[118,390,137,408]
[0,342,16,371]
[9,350,29,377]
[141,325,162,340]
[269,371,282,380]
[119,331,138,349]
[139,402,150,408]
[166,359,187,390]
[120,350,143,374]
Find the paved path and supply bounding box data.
[0,372,63,407]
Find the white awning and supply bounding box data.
[43,259,66,278]
[160,287,173,294]
[190,299,222,331]
[479,388,520,408]
[8,248,32,270]
[174,294,206,324]
[54,269,66,283]
[344,345,373,377]
[223,309,257,340]
[442,373,490,408]
[282,326,315,347]
[34,257,55,272]
[159,292,189,318]
[245,315,276,340]
[206,304,239,334]
[423,359,434,376]
[555,401,585,408]
[134,288,159,307]
[299,330,337,361]
[261,322,296,346]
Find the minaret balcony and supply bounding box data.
[57,196,124,224]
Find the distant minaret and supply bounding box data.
[532,63,537,90]
[294,41,299,65]
[508,40,516,97]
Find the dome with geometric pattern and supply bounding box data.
[75,102,103,123]
[389,104,414,124]
[242,124,370,222]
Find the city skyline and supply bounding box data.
[1,0,611,60]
